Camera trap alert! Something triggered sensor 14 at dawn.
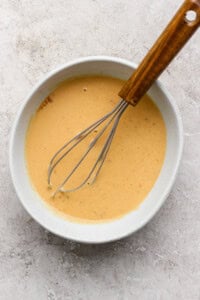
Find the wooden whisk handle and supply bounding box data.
[119,0,200,106]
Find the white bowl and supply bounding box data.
[9,56,183,243]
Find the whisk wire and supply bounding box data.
[48,99,125,185]
[49,99,128,195]
[87,101,128,185]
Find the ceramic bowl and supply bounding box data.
[9,56,183,243]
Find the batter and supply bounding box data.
[25,75,166,222]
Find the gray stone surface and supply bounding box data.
[1,0,200,299]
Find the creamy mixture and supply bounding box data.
[25,76,166,222]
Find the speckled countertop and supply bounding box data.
[1,0,200,299]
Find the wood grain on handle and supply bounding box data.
[119,0,200,106]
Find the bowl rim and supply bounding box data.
[9,55,184,243]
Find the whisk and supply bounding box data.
[48,0,200,195]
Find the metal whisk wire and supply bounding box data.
[48,99,128,195]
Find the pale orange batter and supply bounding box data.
[25,76,166,222]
